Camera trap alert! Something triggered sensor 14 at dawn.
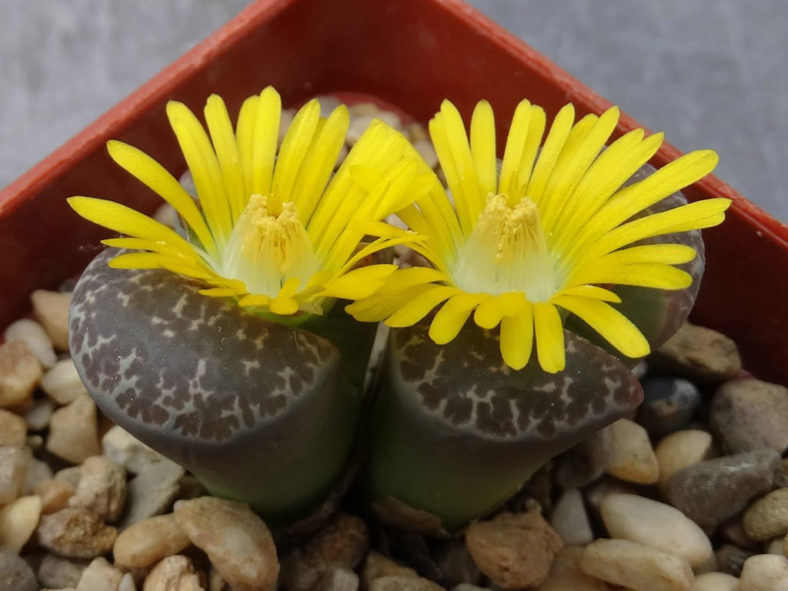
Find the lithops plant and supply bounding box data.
[349,98,731,530]
[67,87,429,525]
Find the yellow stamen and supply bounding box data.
[452,194,555,301]
[222,194,317,297]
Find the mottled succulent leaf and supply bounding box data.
[70,248,361,524]
[362,320,643,530]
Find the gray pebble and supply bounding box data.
[433,538,483,588]
[0,547,37,591]
[665,449,780,531]
[716,544,755,576]
[553,426,613,489]
[649,322,742,382]
[637,376,701,438]
[119,458,184,528]
[710,379,788,454]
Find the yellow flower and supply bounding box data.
[69,87,428,317]
[347,99,732,372]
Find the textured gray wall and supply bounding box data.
[2,0,786,222]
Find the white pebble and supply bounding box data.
[605,419,660,484]
[739,553,788,590]
[691,572,739,591]
[41,359,89,405]
[4,318,57,368]
[601,493,712,567]
[550,488,593,546]
[581,538,693,591]
[0,340,42,407]
[767,537,786,555]
[656,430,715,492]
[76,556,124,591]
[0,494,42,552]
[30,289,72,351]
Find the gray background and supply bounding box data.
[2,0,786,222]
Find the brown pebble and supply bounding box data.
[46,394,101,464]
[650,322,742,382]
[37,507,117,559]
[369,575,445,591]
[35,478,76,513]
[0,340,42,408]
[362,551,418,589]
[114,514,191,568]
[173,497,278,591]
[31,289,72,351]
[466,508,564,589]
[142,554,203,591]
[0,408,27,446]
[743,488,788,541]
[68,455,127,522]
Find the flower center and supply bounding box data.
[452,193,556,301]
[221,194,317,296]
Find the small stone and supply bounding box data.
[581,538,693,591]
[208,567,229,591]
[46,394,101,464]
[0,546,37,591]
[0,409,27,446]
[35,479,75,514]
[433,538,483,588]
[767,537,785,555]
[54,465,83,488]
[369,575,445,591]
[119,573,137,591]
[534,546,610,591]
[710,379,788,455]
[693,551,720,575]
[346,111,403,145]
[605,418,660,484]
[68,455,127,522]
[23,456,53,494]
[0,494,41,553]
[600,493,712,567]
[739,553,788,590]
[665,449,780,531]
[102,426,167,475]
[142,555,203,591]
[549,488,593,546]
[655,429,715,493]
[362,551,418,589]
[0,340,42,408]
[37,555,89,589]
[715,544,754,576]
[584,477,638,516]
[173,497,278,591]
[23,397,55,431]
[554,426,613,489]
[743,488,788,541]
[690,572,739,591]
[281,512,369,591]
[650,322,742,382]
[4,318,57,369]
[120,458,185,527]
[721,517,759,550]
[0,445,28,504]
[31,289,72,351]
[637,376,702,438]
[40,360,89,405]
[450,585,493,591]
[114,514,191,569]
[37,507,117,559]
[466,508,563,589]
[407,123,429,143]
[316,567,359,591]
[76,557,124,591]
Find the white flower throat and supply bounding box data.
[221,194,317,296]
[453,193,556,301]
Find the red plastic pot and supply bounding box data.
[1,0,786,384]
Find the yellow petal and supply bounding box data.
[553,295,650,359]
[526,103,575,205]
[470,100,497,199]
[499,304,534,370]
[269,297,299,316]
[385,285,457,327]
[106,140,216,256]
[320,264,397,300]
[272,98,321,207]
[473,295,503,329]
[238,293,272,307]
[569,262,693,290]
[559,285,622,303]
[428,292,487,344]
[250,87,281,197]
[533,302,565,373]
[204,94,246,222]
